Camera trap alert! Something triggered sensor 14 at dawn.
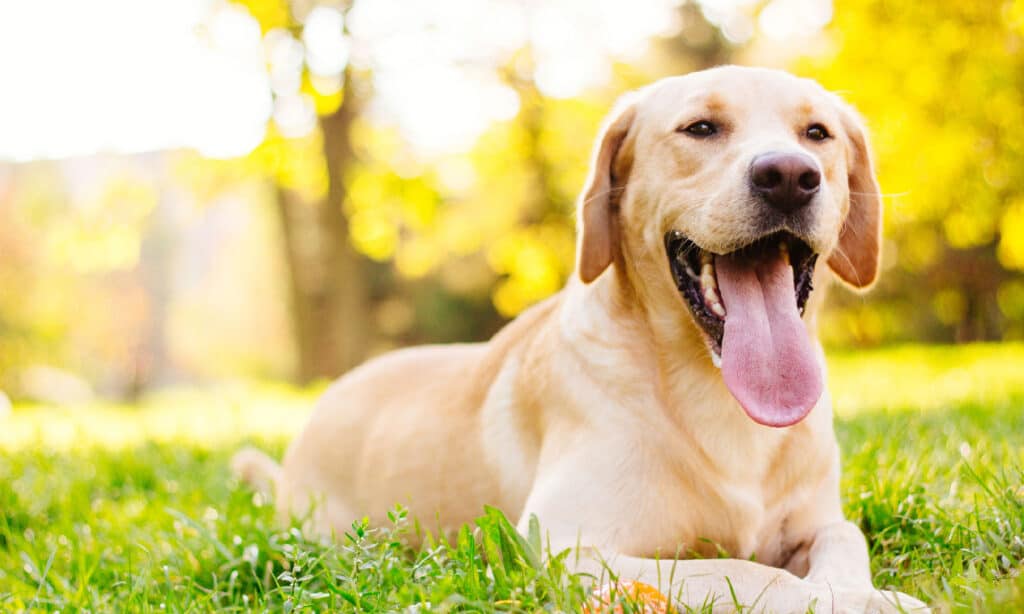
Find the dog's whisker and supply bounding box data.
[848,190,908,199]
[579,186,626,208]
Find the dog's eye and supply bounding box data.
[805,124,831,141]
[680,120,717,138]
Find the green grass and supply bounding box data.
[1,343,1023,612]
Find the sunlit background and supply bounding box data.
[1,0,1022,406]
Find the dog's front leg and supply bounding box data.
[804,520,873,589]
[803,520,930,612]
[569,548,839,613]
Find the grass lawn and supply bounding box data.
[2,343,1023,612]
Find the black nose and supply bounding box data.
[749,152,821,213]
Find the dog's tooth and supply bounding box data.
[703,287,726,318]
[696,250,724,316]
[700,256,717,286]
[700,264,716,289]
[779,241,790,265]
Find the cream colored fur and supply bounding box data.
[233,66,927,613]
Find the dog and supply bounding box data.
[233,66,928,612]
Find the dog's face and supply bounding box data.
[576,66,882,427]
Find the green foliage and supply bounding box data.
[0,443,590,612]
[838,401,1024,609]
[1,344,1024,611]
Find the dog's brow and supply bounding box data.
[701,93,727,112]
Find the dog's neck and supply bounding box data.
[561,265,723,403]
[583,254,721,362]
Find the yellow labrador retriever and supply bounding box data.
[233,66,927,612]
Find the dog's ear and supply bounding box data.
[828,104,883,289]
[577,95,638,283]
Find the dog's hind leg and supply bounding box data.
[231,448,360,538]
[231,447,282,496]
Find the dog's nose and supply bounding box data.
[750,152,821,213]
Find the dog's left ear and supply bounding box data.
[827,104,883,289]
[577,95,637,283]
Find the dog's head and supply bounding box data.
[576,66,881,427]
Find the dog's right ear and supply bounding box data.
[577,95,638,283]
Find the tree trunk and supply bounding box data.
[276,70,373,382]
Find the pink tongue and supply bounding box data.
[716,251,823,427]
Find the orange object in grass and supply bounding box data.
[583,580,674,614]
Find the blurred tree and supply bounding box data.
[232,0,375,381]
[277,75,374,381]
[802,0,1024,344]
[654,1,733,72]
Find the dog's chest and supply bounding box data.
[626,413,815,565]
[670,468,789,563]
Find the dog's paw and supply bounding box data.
[830,587,930,614]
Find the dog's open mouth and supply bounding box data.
[665,231,818,355]
[664,230,823,427]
